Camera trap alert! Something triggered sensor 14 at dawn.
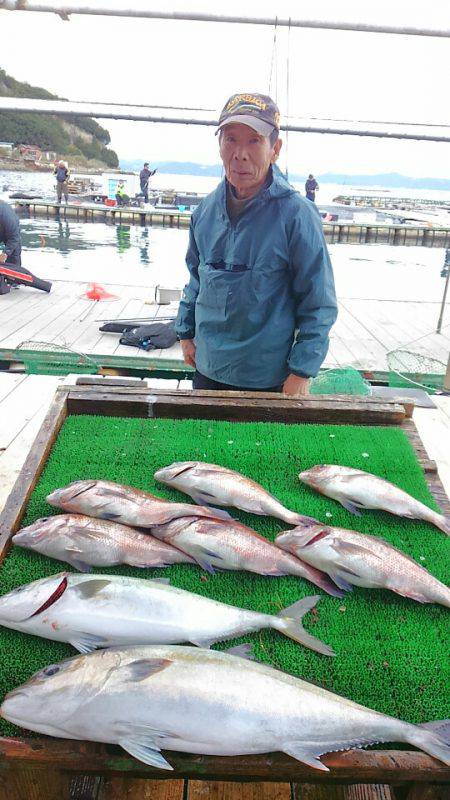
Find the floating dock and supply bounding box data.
[334,194,450,211]
[13,199,450,246]
[14,199,192,228]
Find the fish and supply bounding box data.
[46,480,231,527]
[1,645,449,770]
[276,524,450,606]
[154,461,318,526]
[12,514,195,572]
[298,465,450,536]
[0,572,334,656]
[150,516,343,597]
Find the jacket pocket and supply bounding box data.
[197,262,254,319]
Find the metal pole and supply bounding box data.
[1,2,450,38]
[1,97,450,143]
[437,250,450,334]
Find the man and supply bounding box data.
[176,93,337,396]
[115,181,129,207]
[305,174,319,202]
[54,160,70,204]
[0,199,22,266]
[139,162,156,203]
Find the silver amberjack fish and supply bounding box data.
[2,645,449,770]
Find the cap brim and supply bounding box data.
[216,114,276,137]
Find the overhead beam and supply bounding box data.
[1,97,450,143]
[0,2,449,38]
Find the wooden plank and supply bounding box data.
[66,390,406,425]
[0,374,27,404]
[345,787,394,800]
[99,777,185,799]
[292,784,395,799]
[0,375,63,451]
[0,740,448,784]
[0,387,68,562]
[405,786,449,799]
[402,419,450,512]
[0,767,72,800]
[188,782,291,799]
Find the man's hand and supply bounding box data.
[180,338,196,368]
[282,374,310,396]
[0,253,7,264]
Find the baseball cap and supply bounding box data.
[216,93,280,137]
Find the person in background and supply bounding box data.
[115,181,129,207]
[305,174,319,202]
[0,199,22,266]
[139,162,156,203]
[176,93,337,396]
[54,160,70,204]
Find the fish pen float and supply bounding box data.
[0,376,448,797]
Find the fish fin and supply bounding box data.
[282,743,330,772]
[436,515,450,536]
[190,545,226,575]
[189,637,215,648]
[420,720,450,744]
[117,722,177,769]
[73,579,111,599]
[189,489,219,506]
[274,596,335,657]
[66,557,93,573]
[328,571,354,592]
[333,540,381,559]
[100,512,122,521]
[406,722,450,766]
[225,643,256,661]
[389,586,431,604]
[150,577,171,585]
[202,505,234,521]
[69,632,108,654]
[119,658,173,683]
[341,500,362,516]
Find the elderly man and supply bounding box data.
[176,93,337,395]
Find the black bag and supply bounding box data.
[119,321,177,351]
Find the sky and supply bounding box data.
[0,0,449,176]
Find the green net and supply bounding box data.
[16,341,99,376]
[310,367,372,396]
[0,415,448,738]
[387,350,446,394]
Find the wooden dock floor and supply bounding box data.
[0,280,449,374]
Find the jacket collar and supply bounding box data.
[216,164,296,215]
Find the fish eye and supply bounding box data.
[43,664,60,677]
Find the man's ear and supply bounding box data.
[271,138,283,163]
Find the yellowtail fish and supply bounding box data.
[2,645,449,770]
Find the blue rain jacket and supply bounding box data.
[176,165,337,387]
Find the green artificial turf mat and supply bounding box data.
[0,415,448,739]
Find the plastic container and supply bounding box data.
[105,199,116,207]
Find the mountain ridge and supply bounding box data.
[120,160,450,191]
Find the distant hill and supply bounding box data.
[0,68,119,168]
[120,160,450,191]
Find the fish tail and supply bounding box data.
[406,719,450,766]
[435,514,450,536]
[284,512,322,526]
[272,595,336,657]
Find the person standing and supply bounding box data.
[0,199,22,266]
[305,174,319,202]
[54,160,70,204]
[176,93,337,396]
[139,162,155,203]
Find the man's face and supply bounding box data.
[219,123,282,199]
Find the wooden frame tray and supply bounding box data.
[0,378,448,787]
